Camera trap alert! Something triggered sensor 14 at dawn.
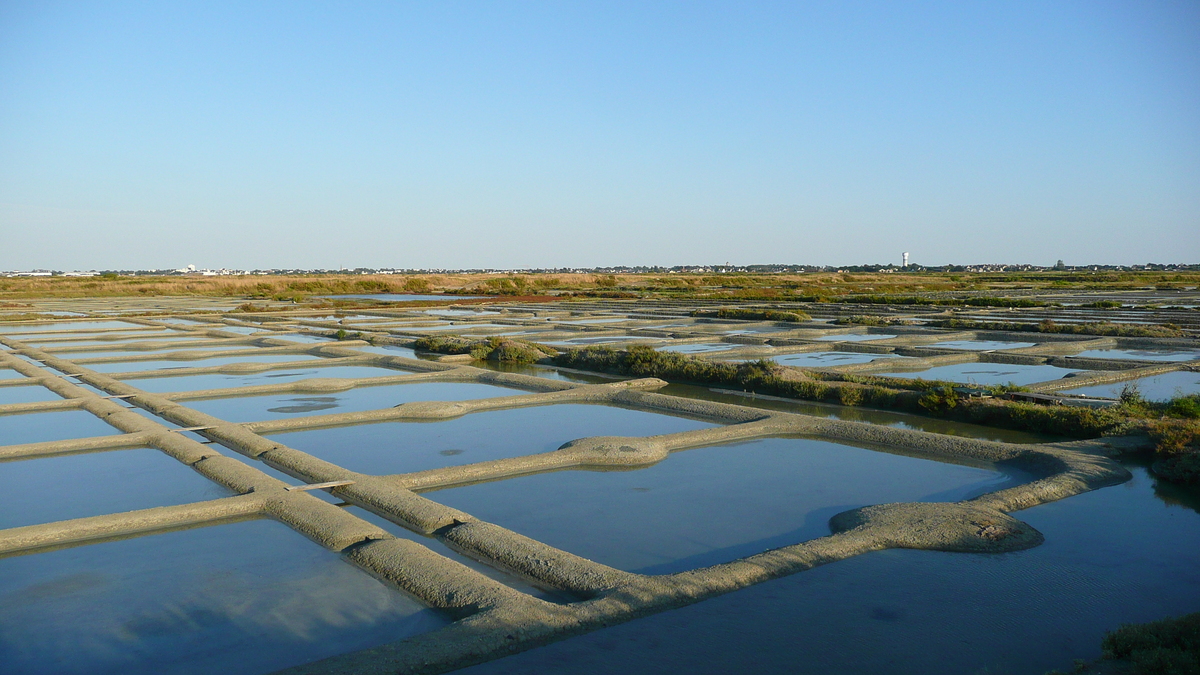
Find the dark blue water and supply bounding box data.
[0,520,447,675]
[457,463,1200,675]
[268,404,717,475]
[428,438,1023,573]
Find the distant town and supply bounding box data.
[3,261,1199,277]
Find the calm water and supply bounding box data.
[268,404,717,475]
[0,368,28,381]
[84,354,327,373]
[815,334,898,342]
[657,343,737,354]
[765,351,902,367]
[429,437,1024,574]
[875,363,1081,386]
[0,448,230,529]
[0,410,117,444]
[1055,371,1200,401]
[0,520,447,675]
[458,463,1200,675]
[931,340,1038,351]
[122,366,410,393]
[185,382,521,422]
[0,385,66,406]
[1074,348,1200,362]
[0,321,139,333]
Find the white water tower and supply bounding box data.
[902,252,909,268]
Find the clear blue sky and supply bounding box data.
[2,1,1197,270]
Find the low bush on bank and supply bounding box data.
[1102,612,1200,675]
[414,335,557,364]
[926,318,1184,338]
[690,308,812,322]
[831,315,916,326]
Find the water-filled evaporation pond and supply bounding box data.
[0,410,117,444]
[0,321,139,333]
[471,361,627,385]
[0,385,65,406]
[122,366,408,393]
[0,519,448,675]
[59,344,265,358]
[876,362,1081,386]
[1056,371,1200,401]
[0,368,28,381]
[186,382,522,422]
[84,354,326,373]
[558,317,629,324]
[268,404,717,475]
[457,462,1200,675]
[349,344,420,359]
[930,340,1038,350]
[430,438,1023,573]
[764,351,902,367]
[0,448,231,529]
[658,343,737,354]
[815,333,898,342]
[425,308,500,317]
[1074,348,1200,362]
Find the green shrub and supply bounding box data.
[1103,612,1200,675]
[691,308,812,322]
[414,335,556,364]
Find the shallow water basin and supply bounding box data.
[931,340,1038,351]
[875,363,1081,386]
[0,321,140,334]
[766,351,903,367]
[0,385,65,406]
[268,404,716,475]
[0,448,231,529]
[86,354,328,374]
[122,365,410,393]
[0,519,447,675]
[187,382,523,422]
[1074,348,1200,362]
[429,437,1022,574]
[1055,371,1200,401]
[815,334,898,342]
[457,463,1200,675]
[657,343,737,354]
[0,410,117,444]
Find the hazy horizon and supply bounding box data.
[3,2,1198,270]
